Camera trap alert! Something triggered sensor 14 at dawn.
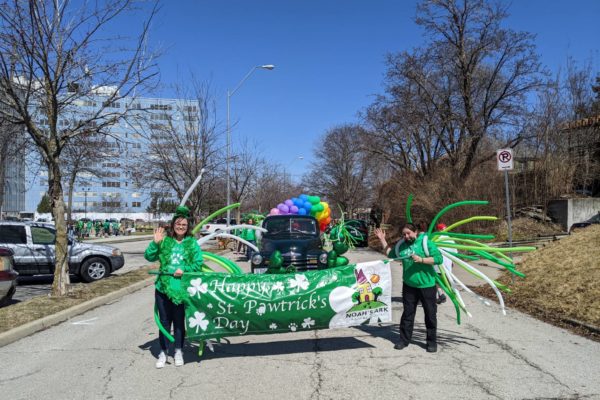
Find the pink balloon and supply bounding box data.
[270,208,280,215]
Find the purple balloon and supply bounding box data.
[277,203,286,211]
[281,205,289,213]
[290,205,299,214]
[284,199,293,207]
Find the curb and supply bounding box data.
[0,277,155,347]
[83,235,154,245]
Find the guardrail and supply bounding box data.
[493,233,569,248]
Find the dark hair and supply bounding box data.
[169,216,192,238]
[401,223,419,233]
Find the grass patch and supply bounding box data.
[472,224,600,341]
[0,266,155,334]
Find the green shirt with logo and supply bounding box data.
[387,233,443,288]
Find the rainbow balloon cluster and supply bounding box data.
[269,194,331,231]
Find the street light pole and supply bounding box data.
[84,188,89,219]
[226,64,275,226]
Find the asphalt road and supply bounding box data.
[1,246,599,399]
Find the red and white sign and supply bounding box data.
[497,149,513,171]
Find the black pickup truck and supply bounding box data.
[250,215,329,274]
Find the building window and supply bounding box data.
[102,181,120,188]
[132,201,141,207]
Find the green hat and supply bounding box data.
[172,206,190,221]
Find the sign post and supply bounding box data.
[497,149,514,280]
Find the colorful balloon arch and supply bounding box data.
[269,194,331,231]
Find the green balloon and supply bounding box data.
[336,256,349,266]
[269,250,283,269]
[308,195,321,205]
[327,250,338,268]
[312,204,324,213]
[333,241,349,255]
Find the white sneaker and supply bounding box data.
[174,349,184,367]
[155,352,166,369]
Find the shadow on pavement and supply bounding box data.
[139,335,375,362]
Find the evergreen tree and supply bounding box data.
[37,194,52,213]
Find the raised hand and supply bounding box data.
[374,227,386,243]
[153,226,165,244]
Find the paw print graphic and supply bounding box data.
[256,304,266,316]
[288,323,297,332]
[171,253,184,264]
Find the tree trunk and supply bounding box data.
[0,139,9,214]
[48,160,71,296]
[66,171,76,223]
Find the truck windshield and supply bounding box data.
[264,218,317,236]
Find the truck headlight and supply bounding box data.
[251,254,263,265]
[112,249,122,256]
[318,252,328,265]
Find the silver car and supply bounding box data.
[0,221,124,282]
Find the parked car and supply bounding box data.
[344,219,370,247]
[250,215,328,274]
[200,218,237,237]
[0,247,18,307]
[569,213,600,233]
[0,221,125,282]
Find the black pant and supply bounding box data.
[155,289,185,351]
[246,240,256,260]
[399,283,437,346]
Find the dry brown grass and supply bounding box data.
[0,266,154,334]
[473,224,600,341]
[494,217,564,241]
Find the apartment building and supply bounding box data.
[24,90,199,214]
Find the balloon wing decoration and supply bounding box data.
[402,194,535,324]
[324,207,368,268]
[151,201,267,356]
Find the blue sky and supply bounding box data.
[142,0,600,179]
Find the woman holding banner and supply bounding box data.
[375,223,443,352]
[144,206,203,368]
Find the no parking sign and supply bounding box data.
[497,148,513,171]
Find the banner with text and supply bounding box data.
[181,261,392,340]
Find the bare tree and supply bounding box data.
[366,0,543,182]
[131,80,223,221]
[246,161,301,214]
[0,0,158,295]
[303,124,372,216]
[229,138,264,218]
[63,132,110,222]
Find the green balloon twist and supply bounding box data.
[192,203,241,234]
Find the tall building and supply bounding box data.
[24,91,199,215]
[1,146,25,216]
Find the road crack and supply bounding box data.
[466,323,574,393]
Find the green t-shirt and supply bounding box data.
[244,227,256,241]
[167,242,185,291]
[388,233,443,288]
[144,236,204,304]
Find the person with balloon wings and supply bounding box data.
[375,223,443,353]
[144,206,204,368]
